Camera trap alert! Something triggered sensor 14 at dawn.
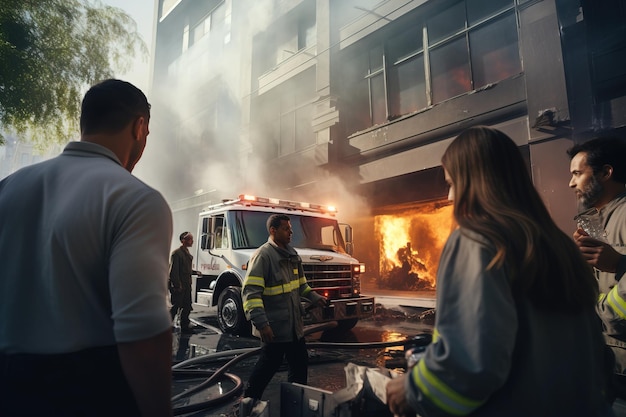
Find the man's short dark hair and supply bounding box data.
[567,136,626,184]
[179,231,190,242]
[80,79,151,135]
[267,214,290,232]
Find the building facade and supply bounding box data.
[150,0,626,293]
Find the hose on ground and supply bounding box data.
[171,331,431,415]
[172,371,243,415]
[173,347,260,402]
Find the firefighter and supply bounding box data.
[386,127,612,416]
[241,213,327,401]
[169,231,199,333]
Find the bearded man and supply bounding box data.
[569,136,626,400]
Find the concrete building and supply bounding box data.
[149,0,626,295]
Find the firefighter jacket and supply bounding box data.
[242,237,323,342]
[404,228,612,417]
[588,192,626,375]
[169,246,193,290]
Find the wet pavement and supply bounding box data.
[171,304,434,417]
[170,303,626,417]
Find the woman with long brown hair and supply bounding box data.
[386,126,613,416]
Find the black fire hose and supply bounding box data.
[172,347,260,415]
[171,332,432,415]
[172,370,243,415]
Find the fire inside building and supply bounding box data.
[147,0,626,303]
[374,200,453,292]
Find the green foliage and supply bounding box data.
[0,0,148,149]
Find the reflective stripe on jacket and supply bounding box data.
[404,228,611,417]
[242,237,322,342]
[592,193,626,374]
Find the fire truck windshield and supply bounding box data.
[230,210,347,253]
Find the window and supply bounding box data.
[467,0,513,25]
[341,45,387,131]
[582,0,626,102]
[469,12,521,87]
[230,210,346,253]
[258,1,316,68]
[189,4,225,47]
[428,1,466,44]
[201,217,209,250]
[193,15,211,44]
[251,71,315,158]
[274,102,315,155]
[340,0,521,134]
[191,16,210,46]
[370,72,387,125]
[387,27,426,117]
[214,215,228,249]
[430,36,472,103]
[298,15,316,51]
[341,52,371,134]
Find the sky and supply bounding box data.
[97,1,161,184]
[101,0,156,92]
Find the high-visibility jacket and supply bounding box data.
[591,192,626,375]
[242,237,323,342]
[404,228,612,417]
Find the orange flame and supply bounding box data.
[374,203,454,290]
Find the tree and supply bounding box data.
[0,0,148,148]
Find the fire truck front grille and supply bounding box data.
[303,264,355,299]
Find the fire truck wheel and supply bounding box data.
[336,318,358,331]
[217,286,251,336]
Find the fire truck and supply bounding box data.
[192,194,375,335]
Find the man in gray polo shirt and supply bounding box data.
[0,79,173,416]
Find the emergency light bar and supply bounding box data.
[237,194,338,215]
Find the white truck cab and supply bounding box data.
[193,194,375,335]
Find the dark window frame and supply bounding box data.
[342,0,521,134]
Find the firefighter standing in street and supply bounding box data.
[169,231,198,334]
[568,136,626,401]
[241,214,327,401]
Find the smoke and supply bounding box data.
[132,0,393,242]
[135,0,271,199]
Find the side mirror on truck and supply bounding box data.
[344,225,353,256]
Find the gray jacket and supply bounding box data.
[589,192,626,374]
[405,228,611,417]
